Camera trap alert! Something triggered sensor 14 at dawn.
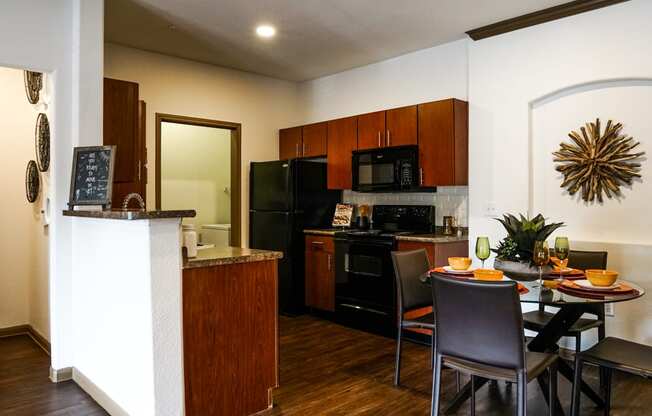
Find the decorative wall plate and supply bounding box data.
[553,119,645,203]
[26,160,40,203]
[35,113,50,172]
[24,71,43,104]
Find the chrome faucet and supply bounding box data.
[122,193,146,210]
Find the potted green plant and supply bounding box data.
[493,213,564,280]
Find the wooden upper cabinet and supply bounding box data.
[386,105,417,147]
[103,78,146,208]
[279,126,302,160]
[301,122,328,157]
[327,116,357,190]
[357,111,385,150]
[418,99,468,186]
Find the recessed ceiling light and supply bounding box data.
[255,24,276,38]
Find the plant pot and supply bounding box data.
[493,259,553,282]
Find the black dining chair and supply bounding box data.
[391,249,435,386]
[572,337,652,416]
[430,274,559,416]
[523,250,608,353]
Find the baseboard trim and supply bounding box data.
[50,366,73,382]
[73,368,129,416]
[0,324,50,355]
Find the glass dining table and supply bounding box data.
[425,271,646,415]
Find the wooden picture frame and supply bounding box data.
[68,145,116,209]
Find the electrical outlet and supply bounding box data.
[605,303,615,317]
[484,202,498,218]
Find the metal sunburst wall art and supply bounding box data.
[553,118,646,203]
[35,113,50,172]
[24,70,43,104]
[26,160,40,203]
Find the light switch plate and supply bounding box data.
[605,303,615,317]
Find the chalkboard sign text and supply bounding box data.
[68,145,116,209]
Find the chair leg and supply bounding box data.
[603,368,612,416]
[430,354,443,416]
[517,370,527,416]
[430,333,434,370]
[394,325,402,386]
[571,357,583,416]
[470,375,476,416]
[549,362,558,416]
[575,333,582,354]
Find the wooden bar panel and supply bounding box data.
[183,260,278,416]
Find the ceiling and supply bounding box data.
[105,0,571,82]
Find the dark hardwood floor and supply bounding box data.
[2,318,649,415]
[272,315,651,416]
[0,335,107,416]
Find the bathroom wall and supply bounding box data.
[0,67,50,338]
[160,122,231,228]
[342,187,468,228]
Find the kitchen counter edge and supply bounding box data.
[63,209,196,220]
[183,247,283,269]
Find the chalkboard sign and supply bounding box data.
[68,145,116,209]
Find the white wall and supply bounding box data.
[104,43,303,247]
[299,39,468,123]
[0,0,104,369]
[0,67,49,337]
[71,217,184,416]
[468,0,652,347]
[160,122,231,228]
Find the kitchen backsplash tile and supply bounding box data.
[342,187,468,227]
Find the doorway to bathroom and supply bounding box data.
[155,113,241,247]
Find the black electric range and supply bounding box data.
[333,205,435,336]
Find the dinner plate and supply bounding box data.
[574,279,621,291]
[443,266,475,274]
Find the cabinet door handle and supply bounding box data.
[311,241,324,246]
[137,160,141,182]
[377,131,381,148]
[327,254,332,271]
[420,168,424,186]
[295,143,299,157]
[387,129,391,147]
[303,142,306,156]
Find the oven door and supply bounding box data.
[335,238,395,316]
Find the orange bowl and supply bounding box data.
[473,269,504,281]
[448,257,472,270]
[585,269,619,287]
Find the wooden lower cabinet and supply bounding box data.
[397,240,468,268]
[183,260,278,416]
[305,235,335,311]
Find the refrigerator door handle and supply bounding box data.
[344,253,350,272]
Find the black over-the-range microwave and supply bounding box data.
[352,145,433,192]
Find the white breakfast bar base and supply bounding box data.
[65,214,187,416]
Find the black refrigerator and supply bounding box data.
[250,159,341,315]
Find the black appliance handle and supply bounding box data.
[339,303,389,316]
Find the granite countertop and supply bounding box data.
[183,247,284,269]
[303,228,341,236]
[63,209,196,220]
[395,233,468,243]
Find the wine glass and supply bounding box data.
[475,237,490,268]
[533,240,550,288]
[554,237,570,283]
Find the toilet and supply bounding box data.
[201,224,231,246]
